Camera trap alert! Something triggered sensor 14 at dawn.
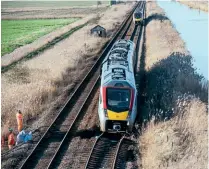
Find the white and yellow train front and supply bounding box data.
[133,11,143,25]
[98,40,137,133]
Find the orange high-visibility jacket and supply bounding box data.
[16,113,23,125]
[16,113,23,132]
[8,133,15,145]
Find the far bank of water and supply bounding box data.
[157,1,208,80]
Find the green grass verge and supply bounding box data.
[1,22,88,73]
[1,18,79,56]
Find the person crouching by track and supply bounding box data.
[16,130,26,145]
[8,128,15,150]
[16,130,33,145]
[16,110,23,132]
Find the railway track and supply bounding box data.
[85,133,134,169]
[18,2,143,169]
[85,133,124,169]
[84,3,146,169]
[113,138,134,169]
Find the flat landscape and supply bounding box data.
[1,1,208,169]
[1,1,108,8]
[1,3,134,168]
[1,1,108,20]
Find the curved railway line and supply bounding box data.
[85,133,124,169]
[17,1,145,169]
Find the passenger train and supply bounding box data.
[133,4,144,25]
[98,40,138,133]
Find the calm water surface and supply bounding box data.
[157,0,208,79]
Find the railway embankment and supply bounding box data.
[137,1,208,169]
[1,3,135,168]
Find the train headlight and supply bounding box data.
[104,109,108,117]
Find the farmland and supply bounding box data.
[1,1,108,8]
[1,18,79,56]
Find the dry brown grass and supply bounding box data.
[177,0,208,12]
[145,1,189,71]
[139,97,208,169]
[137,2,208,169]
[139,98,208,169]
[1,3,134,138]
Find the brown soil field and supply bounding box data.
[1,1,134,158]
[137,1,208,169]
[177,0,208,12]
[1,6,108,19]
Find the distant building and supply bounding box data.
[90,25,106,37]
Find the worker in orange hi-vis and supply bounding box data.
[8,128,15,150]
[1,135,5,148]
[16,110,23,132]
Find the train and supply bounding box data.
[133,5,144,25]
[98,39,138,133]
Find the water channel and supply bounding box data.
[157,0,208,80]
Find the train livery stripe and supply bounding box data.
[129,89,134,111]
[107,110,128,120]
[134,18,142,21]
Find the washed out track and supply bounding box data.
[19,1,145,169]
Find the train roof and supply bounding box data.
[101,40,136,88]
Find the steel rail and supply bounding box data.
[121,1,143,39]
[130,25,138,41]
[46,76,100,169]
[84,133,104,169]
[112,135,125,169]
[85,133,123,169]
[120,13,134,39]
[19,2,139,169]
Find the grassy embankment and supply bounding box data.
[177,0,208,12]
[1,18,79,56]
[137,1,208,169]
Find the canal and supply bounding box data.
[157,0,208,80]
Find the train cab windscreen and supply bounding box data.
[134,13,142,19]
[106,88,131,112]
